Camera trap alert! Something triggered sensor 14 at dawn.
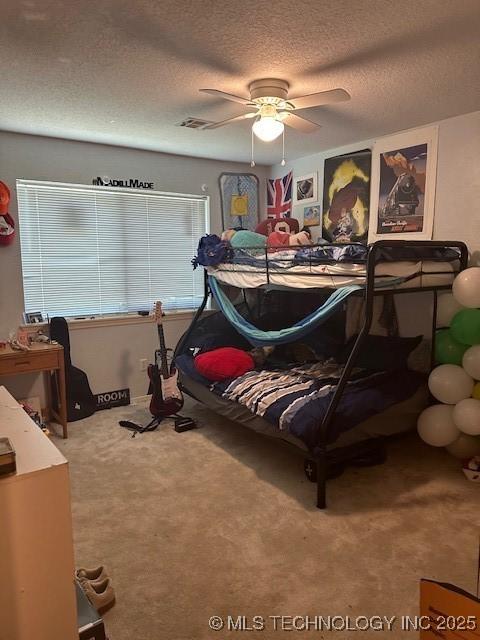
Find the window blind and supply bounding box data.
[17,179,209,317]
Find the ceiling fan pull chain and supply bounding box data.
[250,127,255,167]
[281,128,286,166]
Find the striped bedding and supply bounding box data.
[176,355,424,449]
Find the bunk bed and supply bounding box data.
[175,239,468,509]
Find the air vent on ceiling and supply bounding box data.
[176,117,211,129]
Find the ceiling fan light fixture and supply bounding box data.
[252,116,284,142]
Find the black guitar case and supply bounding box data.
[50,317,96,422]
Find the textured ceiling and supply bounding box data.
[0,0,479,165]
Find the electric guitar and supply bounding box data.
[148,301,184,418]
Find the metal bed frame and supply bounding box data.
[176,239,468,509]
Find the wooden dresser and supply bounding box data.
[0,343,68,438]
[0,386,77,640]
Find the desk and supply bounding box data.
[0,343,68,438]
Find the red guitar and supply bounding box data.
[148,301,184,418]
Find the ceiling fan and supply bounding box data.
[199,78,350,142]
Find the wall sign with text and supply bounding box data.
[92,176,154,189]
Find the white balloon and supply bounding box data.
[462,345,480,380]
[452,398,480,435]
[446,433,480,459]
[436,293,463,327]
[452,268,480,308]
[417,404,460,447]
[428,364,474,404]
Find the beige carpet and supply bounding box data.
[56,398,479,640]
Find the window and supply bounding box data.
[17,179,209,317]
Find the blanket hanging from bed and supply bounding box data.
[208,275,362,346]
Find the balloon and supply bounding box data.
[436,293,463,327]
[434,329,468,365]
[452,267,480,308]
[446,434,480,459]
[428,364,474,404]
[462,345,480,380]
[473,382,480,400]
[417,404,460,446]
[450,309,480,346]
[452,398,480,435]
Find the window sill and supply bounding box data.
[21,308,211,332]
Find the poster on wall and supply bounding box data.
[219,173,260,231]
[293,172,317,206]
[303,205,320,227]
[322,149,371,244]
[267,171,292,219]
[368,126,438,242]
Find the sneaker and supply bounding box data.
[80,577,116,615]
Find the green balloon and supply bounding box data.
[450,308,480,345]
[435,329,468,364]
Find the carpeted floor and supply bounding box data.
[55,398,479,639]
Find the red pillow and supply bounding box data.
[194,347,254,381]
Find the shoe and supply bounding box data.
[76,565,107,582]
[77,575,108,591]
[80,577,116,615]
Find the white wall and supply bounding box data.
[271,110,480,336]
[272,110,480,249]
[0,132,269,400]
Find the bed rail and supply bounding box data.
[207,239,466,292]
[313,240,468,508]
[177,239,469,510]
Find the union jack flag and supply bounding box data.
[267,171,292,219]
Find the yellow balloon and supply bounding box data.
[473,382,480,400]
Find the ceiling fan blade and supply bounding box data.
[202,112,256,130]
[199,89,252,106]
[282,113,321,133]
[289,88,350,111]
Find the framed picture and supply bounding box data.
[303,205,321,227]
[293,172,317,205]
[322,149,371,244]
[24,311,44,324]
[368,126,438,242]
[219,173,260,231]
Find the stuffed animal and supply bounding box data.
[266,230,291,250]
[290,230,312,246]
[255,218,299,236]
[221,229,237,242]
[267,230,312,252]
[228,229,267,249]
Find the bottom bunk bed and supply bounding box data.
[176,347,427,453]
[179,370,428,478]
[177,240,468,509]
[174,291,429,507]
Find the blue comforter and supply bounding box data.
[176,355,424,454]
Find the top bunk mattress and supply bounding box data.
[206,243,462,290]
[207,259,458,290]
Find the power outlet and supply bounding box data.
[139,358,148,372]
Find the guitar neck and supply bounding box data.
[157,324,170,379]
